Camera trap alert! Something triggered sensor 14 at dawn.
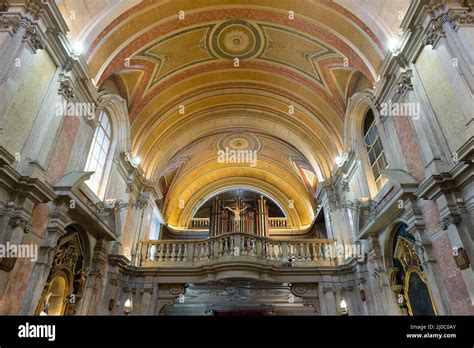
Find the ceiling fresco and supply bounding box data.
[57,0,410,232]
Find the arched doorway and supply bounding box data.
[36,226,89,316]
[389,224,438,316]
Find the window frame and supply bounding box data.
[363,109,388,192]
[84,111,113,199]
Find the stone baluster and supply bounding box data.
[157,244,163,262]
[183,244,188,262]
[209,240,213,259]
[200,243,206,261]
[278,242,283,260]
[311,242,316,261]
[225,236,230,255]
[176,244,181,261]
[231,235,236,255]
[222,238,227,256]
[171,244,177,262]
[162,244,167,261]
[256,239,262,258]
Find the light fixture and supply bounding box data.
[73,41,84,55]
[124,298,132,315]
[340,298,348,316]
[132,156,142,167]
[335,152,348,167]
[388,37,400,53]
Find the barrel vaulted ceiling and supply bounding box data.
[58,0,410,231]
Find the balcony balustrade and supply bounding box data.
[140,233,335,267]
[189,217,290,230]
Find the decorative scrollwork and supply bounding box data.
[290,284,307,297]
[395,239,421,272]
[169,284,186,296]
[88,197,148,220]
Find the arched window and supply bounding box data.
[363,109,388,191]
[84,112,111,197]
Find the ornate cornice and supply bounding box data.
[1,1,99,105]
[424,7,474,47]
[447,9,474,29]
[0,13,46,52]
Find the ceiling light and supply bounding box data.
[336,153,348,167]
[388,37,400,52]
[73,41,83,55]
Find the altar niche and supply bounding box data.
[35,227,88,316]
[389,224,438,316]
[209,196,269,236]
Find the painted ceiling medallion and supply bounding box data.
[223,29,250,53]
[217,132,262,152]
[228,137,250,150]
[209,19,264,60]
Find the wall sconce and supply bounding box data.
[453,247,470,270]
[124,298,132,315]
[340,298,348,316]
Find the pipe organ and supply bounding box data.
[209,196,269,237]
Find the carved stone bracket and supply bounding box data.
[8,216,31,233]
[58,74,76,101]
[395,69,413,96]
[439,213,462,230]
[424,19,446,47]
[22,25,46,51]
[322,286,335,294]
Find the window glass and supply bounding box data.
[363,109,388,190]
[84,112,112,197]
